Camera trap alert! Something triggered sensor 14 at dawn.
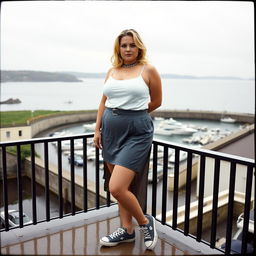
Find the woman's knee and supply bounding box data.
[109,183,126,199]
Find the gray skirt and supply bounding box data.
[101,107,154,173]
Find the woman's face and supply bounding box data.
[119,35,139,64]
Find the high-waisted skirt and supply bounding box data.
[101,107,154,173]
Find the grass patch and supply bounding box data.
[0,110,96,127]
[6,144,36,161]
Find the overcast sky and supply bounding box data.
[1,1,254,78]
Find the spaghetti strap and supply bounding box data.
[140,65,145,76]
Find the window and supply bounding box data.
[6,131,10,138]
[18,130,22,136]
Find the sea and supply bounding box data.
[1,78,253,239]
[0,78,255,113]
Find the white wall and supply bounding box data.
[197,156,255,200]
[0,126,31,142]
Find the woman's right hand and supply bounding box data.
[93,130,102,149]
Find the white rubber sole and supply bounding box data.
[100,237,135,247]
[145,216,158,250]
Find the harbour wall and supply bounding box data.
[28,109,254,138]
[0,149,107,210]
[150,110,254,124]
[29,111,97,138]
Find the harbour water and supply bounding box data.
[1,78,253,242]
[1,78,255,114]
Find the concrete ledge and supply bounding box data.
[151,110,254,124]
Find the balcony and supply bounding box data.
[0,133,255,255]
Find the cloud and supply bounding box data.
[1,1,254,78]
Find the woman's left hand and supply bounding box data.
[93,130,102,149]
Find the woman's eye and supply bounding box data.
[121,44,137,48]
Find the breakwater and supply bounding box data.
[28,109,254,138]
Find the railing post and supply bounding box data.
[172,148,180,229]
[1,146,9,231]
[196,155,206,241]
[241,165,253,254]
[70,139,75,215]
[210,158,220,248]
[83,137,88,212]
[44,142,50,221]
[184,151,192,236]
[224,161,236,255]
[57,140,63,218]
[151,143,158,217]
[17,145,23,228]
[161,146,168,225]
[30,143,37,224]
[95,147,100,209]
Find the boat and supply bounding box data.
[154,117,164,121]
[220,117,236,123]
[199,134,214,145]
[170,127,197,135]
[154,127,173,136]
[169,151,188,163]
[61,141,83,151]
[83,122,96,131]
[163,118,182,126]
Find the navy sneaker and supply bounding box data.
[100,227,135,247]
[140,215,158,250]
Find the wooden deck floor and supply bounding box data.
[1,206,221,255]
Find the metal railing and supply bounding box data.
[0,134,255,255]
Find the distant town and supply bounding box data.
[1,70,254,82]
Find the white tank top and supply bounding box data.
[103,66,150,110]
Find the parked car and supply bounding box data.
[220,209,254,254]
[68,155,84,166]
[0,210,32,229]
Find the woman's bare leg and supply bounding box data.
[106,163,135,233]
[108,164,148,226]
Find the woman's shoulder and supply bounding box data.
[104,67,115,82]
[144,63,158,73]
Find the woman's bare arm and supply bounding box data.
[147,65,162,113]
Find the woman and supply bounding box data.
[93,29,162,250]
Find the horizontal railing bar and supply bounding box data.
[153,139,255,166]
[0,133,94,146]
[1,134,254,166]
[154,217,225,253]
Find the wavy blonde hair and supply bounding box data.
[111,29,148,68]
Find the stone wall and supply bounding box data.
[0,149,23,180]
[23,157,107,210]
[151,110,254,124]
[29,111,97,137]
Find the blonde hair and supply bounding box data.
[111,29,148,68]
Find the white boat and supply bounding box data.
[169,151,188,163]
[170,127,197,135]
[154,117,164,121]
[61,141,83,151]
[83,122,96,131]
[154,127,173,136]
[220,117,236,123]
[158,121,183,130]
[164,118,182,126]
[199,134,213,145]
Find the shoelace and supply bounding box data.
[109,228,126,239]
[140,226,151,240]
